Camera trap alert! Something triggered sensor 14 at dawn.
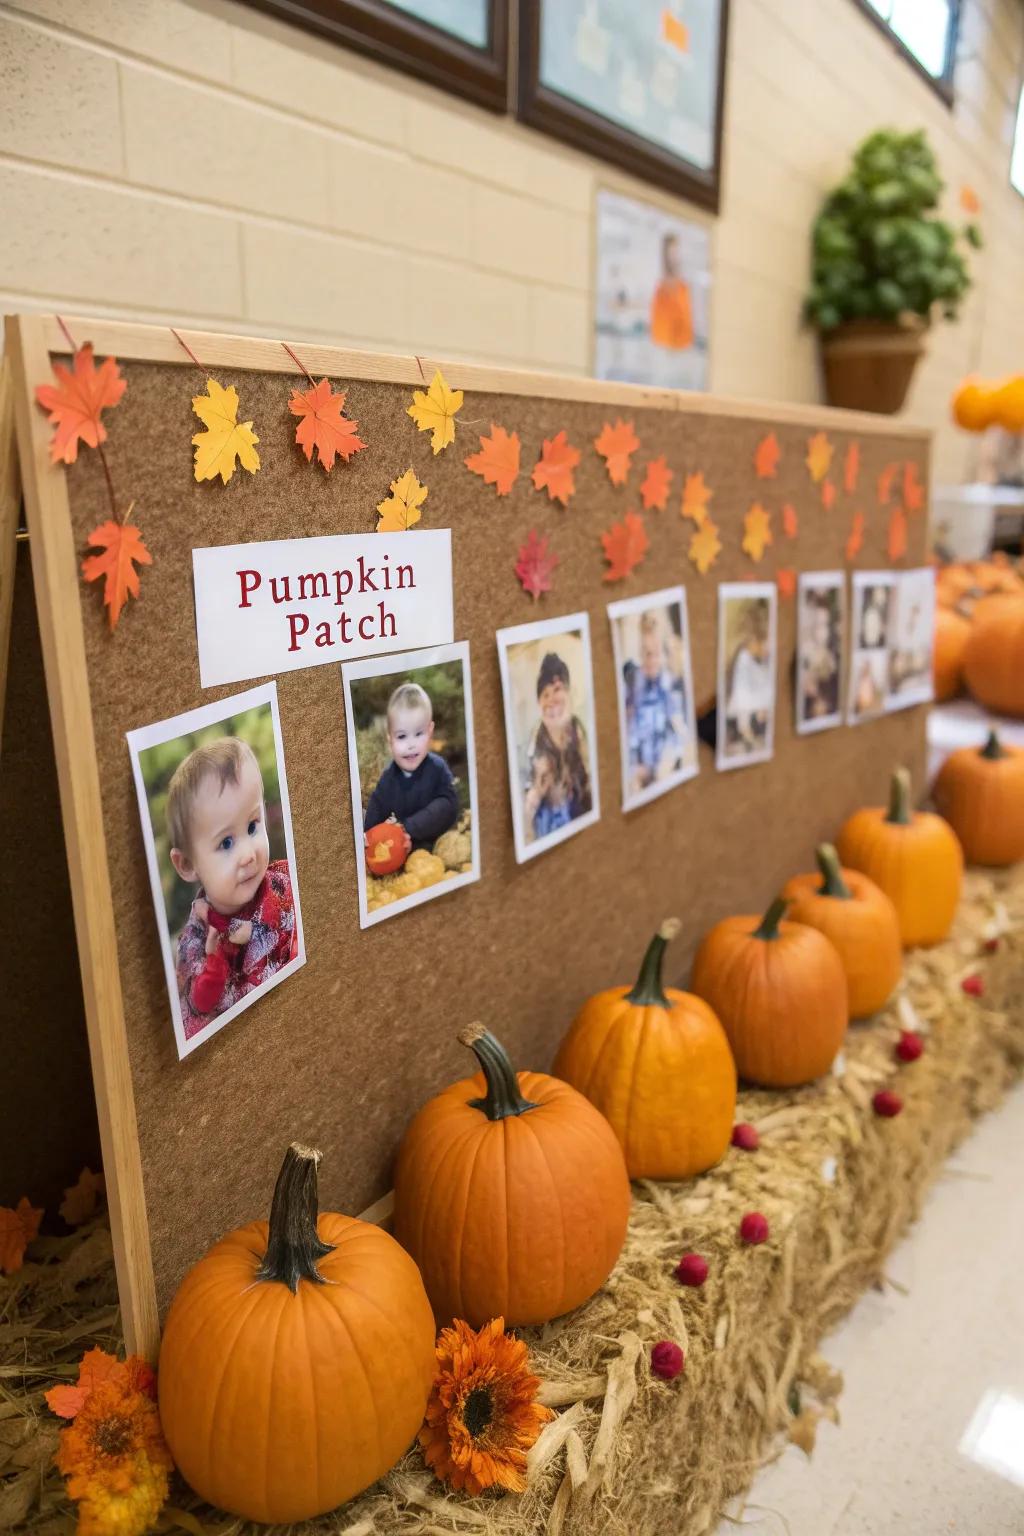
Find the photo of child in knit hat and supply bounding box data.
[717,583,778,770]
[609,586,698,811]
[796,572,845,735]
[497,613,601,863]
[127,683,304,1059]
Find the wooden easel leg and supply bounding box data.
[0,356,22,748]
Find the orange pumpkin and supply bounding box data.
[963,602,1024,717]
[933,730,1024,866]
[690,895,848,1088]
[836,768,963,946]
[393,1026,630,1329]
[365,817,410,875]
[158,1145,435,1524]
[951,378,995,433]
[782,845,902,1019]
[933,607,970,701]
[553,919,736,1179]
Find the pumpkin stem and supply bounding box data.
[752,895,788,941]
[255,1143,334,1293]
[816,844,852,900]
[460,1025,539,1121]
[886,767,913,826]
[625,918,681,1007]
[980,730,1006,760]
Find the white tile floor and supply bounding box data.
[717,1081,1024,1536]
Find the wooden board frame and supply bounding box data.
[6,313,929,1361]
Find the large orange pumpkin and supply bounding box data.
[933,730,1024,866]
[963,603,1024,717]
[158,1145,435,1524]
[393,1027,630,1330]
[690,895,848,1088]
[782,845,902,1019]
[933,607,970,701]
[836,768,963,947]
[553,919,736,1179]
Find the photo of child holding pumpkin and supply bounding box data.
[717,583,778,770]
[609,587,698,811]
[888,567,936,709]
[848,571,895,724]
[342,643,480,928]
[796,572,844,735]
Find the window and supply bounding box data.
[853,0,959,101]
[1012,83,1024,197]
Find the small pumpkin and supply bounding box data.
[782,845,902,1019]
[365,817,409,875]
[434,824,472,870]
[963,603,1024,717]
[836,768,963,947]
[933,606,970,701]
[553,919,736,1179]
[690,895,848,1088]
[933,730,1024,866]
[158,1144,435,1524]
[405,849,446,887]
[393,1026,630,1329]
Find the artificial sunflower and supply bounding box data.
[419,1316,554,1496]
[56,1375,173,1536]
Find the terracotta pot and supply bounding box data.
[820,317,927,414]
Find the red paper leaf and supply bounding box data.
[782,503,798,539]
[888,505,908,561]
[289,378,366,470]
[754,431,780,479]
[843,441,860,494]
[877,463,898,505]
[35,344,126,465]
[600,508,649,581]
[903,460,925,513]
[594,419,639,486]
[532,430,580,506]
[821,480,836,511]
[845,510,865,562]
[640,455,673,510]
[515,529,559,601]
[777,567,797,600]
[465,424,521,496]
[80,518,152,629]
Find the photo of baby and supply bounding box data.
[609,587,698,810]
[717,583,778,770]
[127,683,304,1059]
[888,567,936,709]
[796,572,845,735]
[496,613,600,863]
[848,572,896,725]
[342,642,479,927]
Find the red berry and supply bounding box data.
[650,1340,684,1381]
[731,1122,760,1151]
[983,937,999,954]
[675,1252,708,1288]
[873,1089,903,1118]
[739,1211,769,1245]
[962,974,985,997]
[895,1030,924,1063]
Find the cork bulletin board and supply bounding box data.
[6,314,929,1361]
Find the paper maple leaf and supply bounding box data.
[407,369,463,454]
[600,508,649,581]
[45,1348,156,1421]
[845,510,865,562]
[844,441,860,494]
[594,419,639,486]
[754,431,780,479]
[289,378,366,471]
[376,468,427,532]
[35,344,126,465]
[821,480,837,511]
[877,463,898,505]
[640,455,673,510]
[0,1197,42,1276]
[192,379,260,484]
[515,529,559,601]
[777,567,797,600]
[532,430,580,506]
[782,503,798,539]
[742,502,773,562]
[59,1168,106,1228]
[888,505,908,561]
[465,424,521,496]
[805,431,833,484]
[81,517,152,629]
[681,471,712,524]
[688,517,721,574]
[903,460,925,513]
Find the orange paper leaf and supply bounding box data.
[640,455,673,511]
[680,471,712,524]
[81,517,152,630]
[59,1168,106,1228]
[515,529,559,601]
[688,517,721,575]
[465,424,521,496]
[888,505,908,561]
[821,480,836,512]
[742,502,773,562]
[782,503,798,539]
[903,460,925,513]
[662,9,689,49]
[877,462,898,505]
[35,344,126,465]
[806,431,833,484]
[45,1347,156,1421]
[289,378,366,470]
[845,510,865,563]
[960,184,980,215]
[777,567,797,600]
[754,431,781,479]
[844,441,860,494]
[0,1197,42,1276]
[532,430,580,506]
[594,419,639,486]
[600,508,649,581]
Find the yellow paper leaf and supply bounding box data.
[742,502,772,562]
[805,431,833,484]
[407,369,463,454]
[688,517,721,575]
[376,468,428,532]
[192,379,260,484]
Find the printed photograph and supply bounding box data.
[796,572,846,735]
[496,613,601,863]
[127,683,304,1059]
[888,567,936,709]
[848,573,896,724]
[608,586,699,810]
[342,642,479,928]
[717,582,778,770]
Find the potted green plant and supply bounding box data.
[805,128,981,414]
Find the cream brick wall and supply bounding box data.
[1,0,1022,481]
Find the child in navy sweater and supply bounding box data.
[363,681,459,852]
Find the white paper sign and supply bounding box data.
[192,530,453,687]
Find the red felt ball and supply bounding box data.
[873,1089,903,1118]
[675,1252,709,1288]
[650,1340,685,1381]
[983,937,1000,954]
[895,1030,924,1063]
[961,973,985,997]
[731,1122,760,1151]
[739,1211,769,1245]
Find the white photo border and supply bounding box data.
[716,581,778,772]
[607,584,699,811]
[126,680,306,1061]
[847,570,897,726]
[496,610,602,863]
[795,570,846,737]
[341,641,481,929]
[887,566,936,711]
